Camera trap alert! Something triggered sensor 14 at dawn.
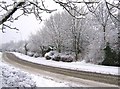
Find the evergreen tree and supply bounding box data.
[102,42,120,67]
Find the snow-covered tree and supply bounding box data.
[0,0,119,32]
[44,12,71,53]
[29,29,51,57]
[0,0,119,65]
[93,2,109,46]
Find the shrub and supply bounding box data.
[33,53,40,58]
[45,55,51,60]
[102,42,120,67]
[44,51,58,60]
[44,51,74,62]
[52,55,61,61]
[61,55,73,62]
[27,52,34,57]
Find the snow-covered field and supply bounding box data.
[0,52,84,87]
[13,52,119,75]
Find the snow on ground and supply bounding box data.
[0,52,83,87]
[0,52,36,87]
[0,52,2,89]
[13,52,119,76]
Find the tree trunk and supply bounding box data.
[118,7,120,52]
[103,25,106,47]
[41,49,45,57]
[58,44,61,53]
[74,35,78,61]
[40,46,45,57]
[24,43,28,55]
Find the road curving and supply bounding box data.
[2,52,120,87]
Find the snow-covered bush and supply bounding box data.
[45,55,51,60]
[44,51,74,62]
[44,51,59,60]
[52,55,61,61]
[27,51,34,57]
[60,55,74,62]
[33,53,40,58]
[1,64,36,87]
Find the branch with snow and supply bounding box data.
[0,1,25,25]
[0,0,57,32]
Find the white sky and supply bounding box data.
[0,0,63,45]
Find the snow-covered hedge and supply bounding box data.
[60,55,74,62]
[27,51,34,57]
[44,51,74,62]
[1,64,36,87]
[44,51,58,60]
[27,51,40,58]
[33,53,40,58]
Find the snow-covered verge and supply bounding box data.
[0,52,83,87]
[2,64,36,87]
[0,52,36,87]
[13,52,119,76]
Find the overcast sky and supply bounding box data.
[0,0,63,45]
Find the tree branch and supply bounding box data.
[0,1,25,25]
[105,0,120,22]
[2,24,19,32]
[28,0,57,13]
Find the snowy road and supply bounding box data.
[2,52,119,87]
[1,52,85,87]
